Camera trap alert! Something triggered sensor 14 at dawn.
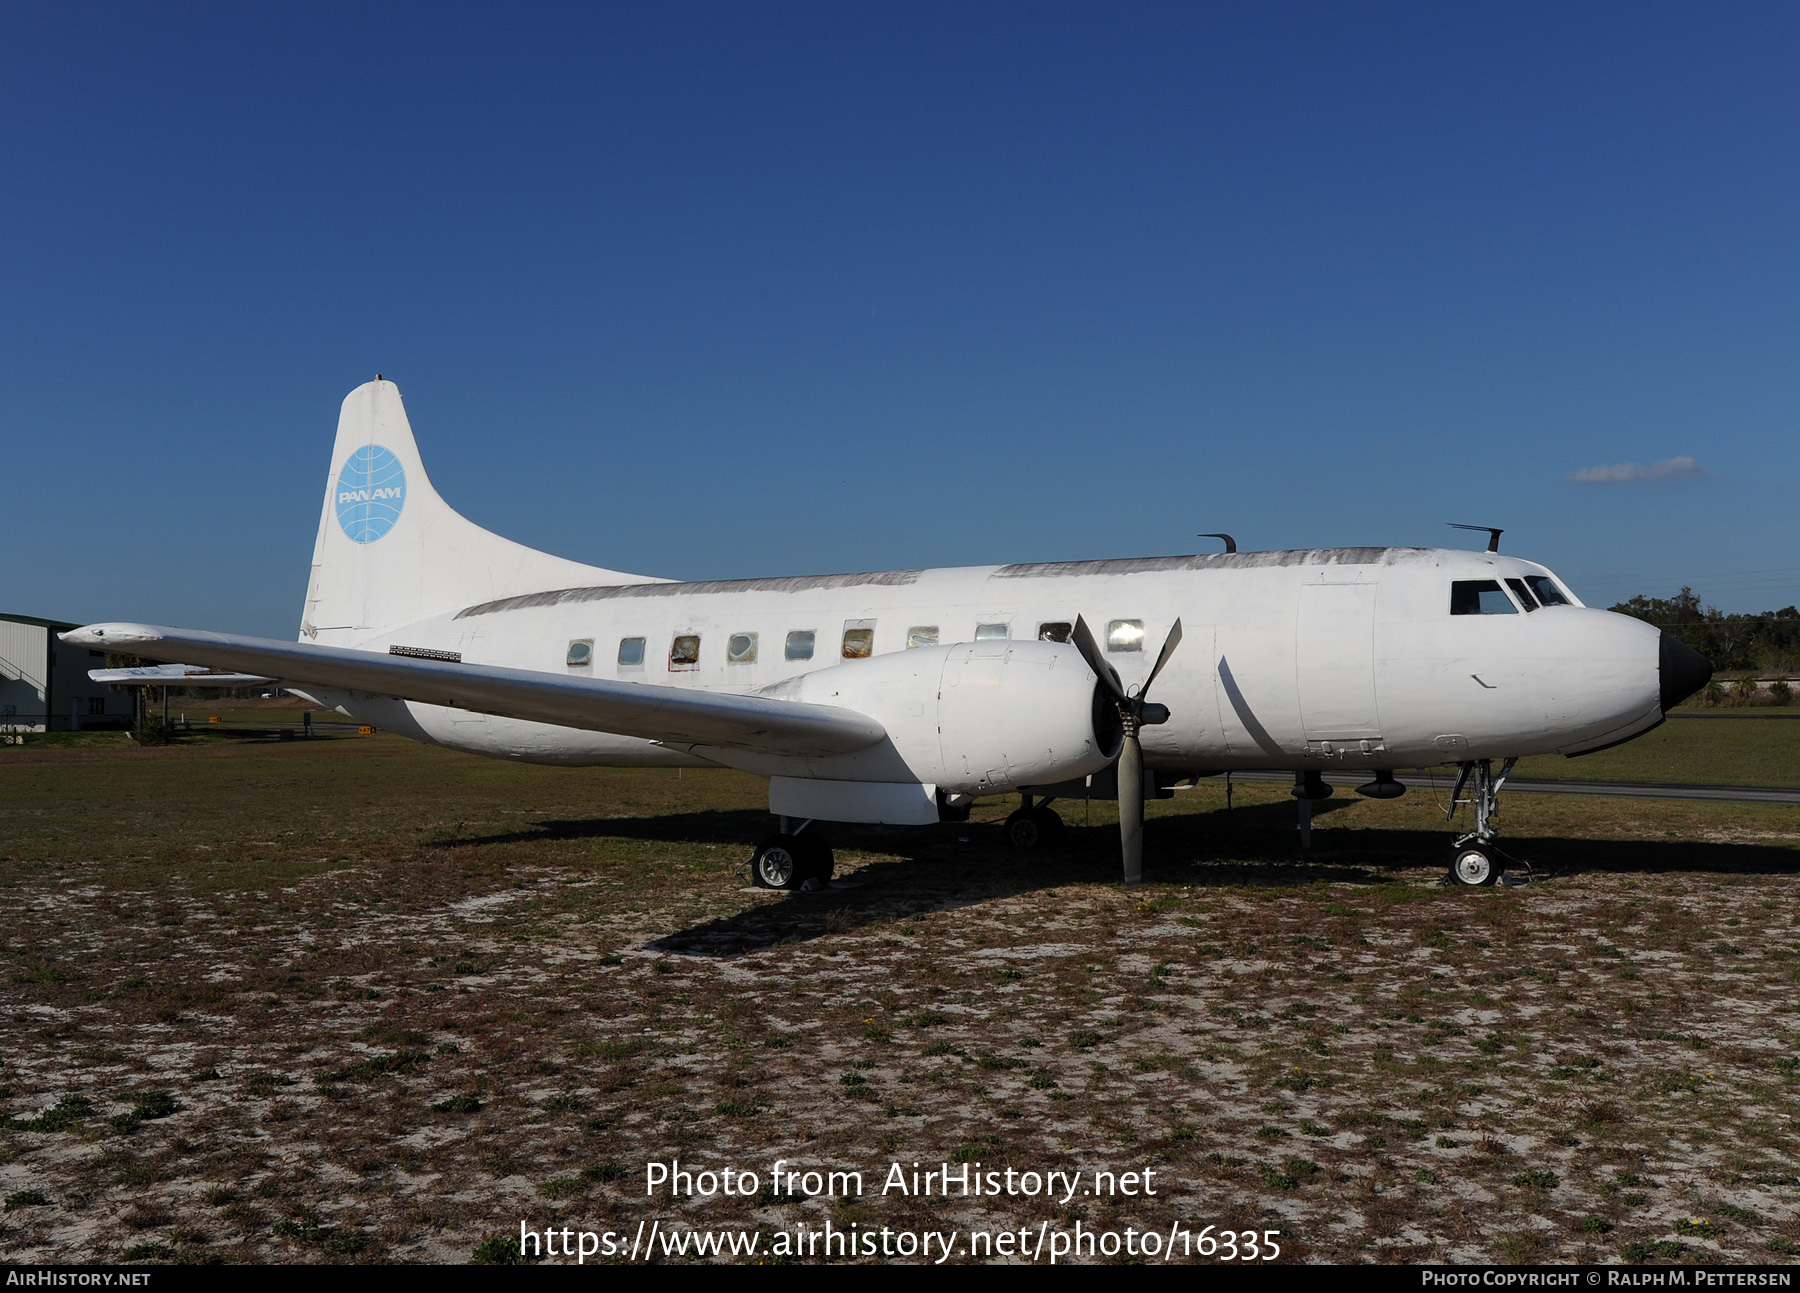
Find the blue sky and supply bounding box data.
[4,2,1797,634]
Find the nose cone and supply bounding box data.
[1659,633,1712,712]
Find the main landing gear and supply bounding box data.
[1445,757,1520,887]
[750,819,835,892]
[1004,794,1066,849]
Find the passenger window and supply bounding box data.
[841,623,875,659]
[1505,578,1539,611]
[1450,580,1518,615]
[669,634,701,670]
[566,639,593,667]
[1038,622,1072,643]
[785,630,815,661]
[975,623,1009,641]
[617,637,646,667]
[1106,619,1145,652]
[906,626,939,649]
[1525,575,1571,607]
[727,632,757,663]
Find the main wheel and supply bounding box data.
[1005,809,1042,848]
[794,832,835,890]
[1451,844,1501,887]
[1005,807,1064,849]
[751,837,802,890]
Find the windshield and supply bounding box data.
[1524,575,1572,606]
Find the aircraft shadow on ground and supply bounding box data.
[429,801,1800,957]
[432,809,775,850]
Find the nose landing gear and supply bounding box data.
[1445,757,1523,887]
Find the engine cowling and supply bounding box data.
[742,638,1122,794]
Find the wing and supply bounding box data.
[61,623,887,758]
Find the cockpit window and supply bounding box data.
[1450,580,1518,615]
[1524,575,1571,607]
[1505,578,1539,611]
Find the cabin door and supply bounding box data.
[1295,583,1382,744]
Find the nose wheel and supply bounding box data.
[1451,844,1500,886]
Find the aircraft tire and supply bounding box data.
[795,832,835,890]
[751,837,803,890]
[1005,807,1064,849]
[1450,845,1501,887]
[1004,809,1041,848]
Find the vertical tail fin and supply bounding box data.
[300,379,660,645]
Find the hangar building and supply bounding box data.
[0,613,129,732]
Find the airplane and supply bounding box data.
[66,378,1713,891]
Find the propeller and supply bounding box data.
[1071,615,1182,887]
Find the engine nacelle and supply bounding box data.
[739,638,1122,795]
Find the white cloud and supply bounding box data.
[1567,456,1705,484]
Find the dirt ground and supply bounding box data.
[2,732,1798,1264]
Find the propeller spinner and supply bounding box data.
[1071,615,1182,887]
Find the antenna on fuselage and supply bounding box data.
[1448,523,1503,553]
[1197,533,1237,554]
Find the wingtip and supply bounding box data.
[58,622,163,648]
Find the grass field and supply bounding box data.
[1513,713,1800,788]
[1,722,1798,1264]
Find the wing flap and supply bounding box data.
[62,624,887,758]
[88,664,276,687]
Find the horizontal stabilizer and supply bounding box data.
[88,664,276,687]
[62,624,888,759]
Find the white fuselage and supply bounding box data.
[308,545,1663,776]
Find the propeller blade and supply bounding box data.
[1071,615,1126,704]
[1119,730,1144,887]
[1141,618,1183,698]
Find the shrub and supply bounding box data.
[472,1234,525,1264]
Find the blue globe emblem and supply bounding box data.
[335,445,407,543]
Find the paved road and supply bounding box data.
[1224,769,1800,806]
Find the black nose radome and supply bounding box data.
[1660,633,1712,712]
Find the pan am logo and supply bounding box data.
[336,445,407,543]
